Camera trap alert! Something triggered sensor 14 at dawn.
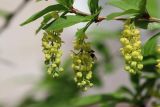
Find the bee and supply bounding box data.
[88,50,97,61]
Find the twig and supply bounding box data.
[70,7,160,23]
[0,0,30,34]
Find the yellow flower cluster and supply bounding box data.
[71,37,95,91]
[120,21,143,74]
[42,30,64,78]
[156,46,160,73]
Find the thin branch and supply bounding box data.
[0,0,30,34]
[70,7,160,23]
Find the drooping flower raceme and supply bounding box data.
[71,37,95,91]
[120,20,143,74]
[42,30,64,78]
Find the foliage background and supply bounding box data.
[0,0,160,107]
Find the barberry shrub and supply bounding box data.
[20,0,160,106]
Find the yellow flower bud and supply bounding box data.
[129,69,135,73]
[137,64,143,70]
[55,58,60,64]
[124,55,131,61]
[52,63,57,68]
[86,73,92,79]
[74,66,80,70]
[45,54,51,60]
[76,72,82,78]
[89,83,93,87]
[47,67,52,74]
[59,67,64,72]
[125,66,130,71]
[157,46,160,54]
[83,87,88,91]
[81,81,86,85]
[123,30,131,36]
[131,61,137,68]
[132,51,139,58]
[120,38,129,45]
[125,45,133,52]
[77,59,81,64]
[53,73,59,78]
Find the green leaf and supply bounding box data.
[117,86,134,96]
[36,12,59,34]
[146,0,160,18]
[71,95,101,107]
[148,22,160,30]
[108,0,145,11]
[143,32,160,56]
[142,57,157,65]
[135,20,160,30]
[45,15,92,31]
[88,0,100,14]
[21,4,66,26]
[56,0,74,8]
[71,94,129,107]
[107,9,139,20]
[100,102,116,107]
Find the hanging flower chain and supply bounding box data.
[42,30,64,78]
[120,20,143,74]
[71,36,95,91]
